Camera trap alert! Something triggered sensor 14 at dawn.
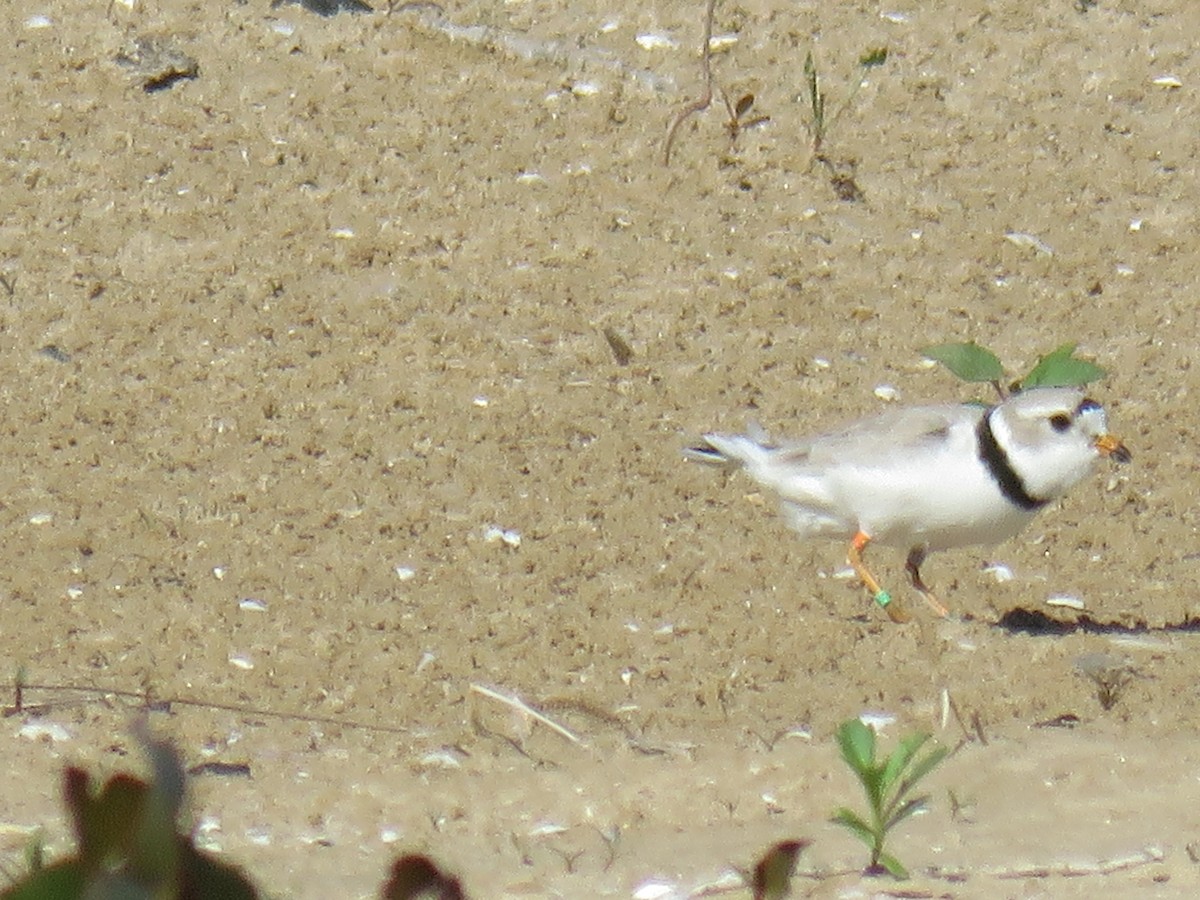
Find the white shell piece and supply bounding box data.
[419,749,463,769]
[1004,231,1055,256]
[635,32,677,50]
[982,562,1014,583]
[529,821,568,836]
[19,721,73,742]
[858,710,896,730]
[1047,595,1086,610]
[632,880,677,900]
[571,81,600,97]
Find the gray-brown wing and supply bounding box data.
[772,403,984,469]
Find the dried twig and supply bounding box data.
[663,0,718,165]
[5,679,414,736]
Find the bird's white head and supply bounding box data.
[986,387,1130,505]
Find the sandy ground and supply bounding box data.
[2,0,1200,896]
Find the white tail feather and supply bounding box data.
[683,433,771,470]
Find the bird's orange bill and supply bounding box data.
[848,531,911,624]
[1095,434,1132,463]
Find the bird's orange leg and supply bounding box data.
[905,548,950,617]
[848,531,910,623]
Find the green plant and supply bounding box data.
[803,47,888,154]
[1,731,259,899]
[746,839,810,900]
[832,718,949,879]
[0,732,474,900]
[802,52,826,151]
[1075,653,1136,711]
[382,855,466,900]
[922,341,1107,399]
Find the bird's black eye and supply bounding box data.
[1049,413,1072,432]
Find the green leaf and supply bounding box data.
[179,845,261,900]
[836,719,875,774]
[832,808,876,850]
[880,732,930,795]
[922,342,1005,383]
[0,860,86,900]
[382,854,465,900]
[884,795,929,830]
[803,52,825,126]
[898,746,951,798]
[24,829,46,875]
[65,768,149,872]
[859,47,888,68]
[878,850,910,880]
[751,839,810,900]
[1020,342,1107,389]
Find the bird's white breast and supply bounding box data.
[773,416,1038,551]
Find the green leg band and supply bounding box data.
[873,590,892,608]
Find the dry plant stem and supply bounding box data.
[6,680,415,736]
[663,0,717,165]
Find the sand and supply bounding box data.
[2,0,1199,896]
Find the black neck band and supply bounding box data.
[977,409,1048,511]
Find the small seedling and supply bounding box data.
[946,788,976,824]
[1021,343,1108,390]
[602,326,634,365]
[1075,653,1136,711]
[802,52,826,152]
[832,718,949,879]
[922,341,1107,399]
[802,47,888,155]
[722,90,770,142]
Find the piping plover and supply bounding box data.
[685,387,1131,622]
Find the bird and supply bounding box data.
[684,387,1131,622]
